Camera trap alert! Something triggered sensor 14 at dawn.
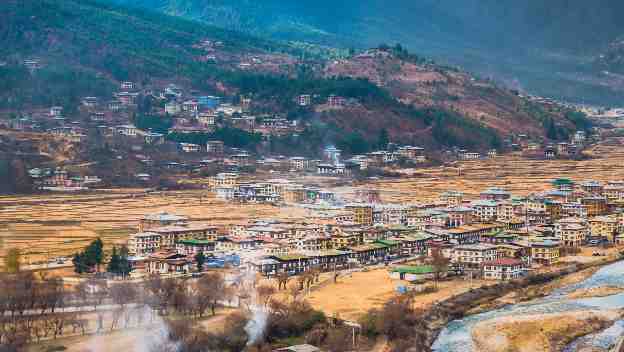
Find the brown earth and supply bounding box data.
[323,49,568,137]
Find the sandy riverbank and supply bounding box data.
[466,265,603,315]
[472,310,624,352]
[567,286,624,299]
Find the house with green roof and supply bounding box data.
[552,178,574,190]
[348,243,390,264]
[389,265,445,281]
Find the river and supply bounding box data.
[432,260,624,352]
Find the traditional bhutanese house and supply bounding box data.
[345,204,374,226]
[552,178,574,191]
[140,212,188,231]
[127,232,162,257]
[296,235,333,252]
[263,242,292,256]
[389,265,443,282]
[391,232,435,256]
[427,240,454,259]
[407,209,448,230]
[306,250,350,270]
[442,206,474,228]
[374,239,401,257]
[543,189,572,203]
[151,224,220,248]
[471,200,499,222]
[480,187,511,201]
[530,239,560,265]
[496,243,531,266]
[496,201,515,222]
[175,239,216,256]
[446,223,503,245]
[269,253,312,274]
[480,230,518,245]
[588,216,619,243]
[361,226,387,242]
[451,244,498,270]
[383,224,413,238]
[331,227,365,248]
[216,236,259,251]
[561,202,588,218]
[482,258,525,280]
[555,217,587,247]
[425,228,450,242]
[440,191,464,207]
[347,243,390,264]
[544,199,563,221]
[146,252,191,275]
[557,223,586,247]
[246,225,291,240]
[581,180,603,195]
[604,181,624,203]
[502,217,526,230]
[253,258,280,276]
[581,196,609,217]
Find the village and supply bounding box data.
[1,47,609,194]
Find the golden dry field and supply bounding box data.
[0,191,307,265]
[363,140,624,202]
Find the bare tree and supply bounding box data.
[197,272,226,316]
[256,285,276,307]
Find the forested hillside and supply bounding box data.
[0,0,590,155]
[107,0,624,105]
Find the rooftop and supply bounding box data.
[390,265,437,275]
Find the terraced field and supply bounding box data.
[0,191,306,266]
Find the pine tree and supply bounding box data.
[119,245,132,277]
[195,252,206,272]
[377,128,389,150]
[72,253,85,274]
[107,246,120,275]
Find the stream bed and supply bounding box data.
[432,260,624,352]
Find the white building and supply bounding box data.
[482,258,524,280]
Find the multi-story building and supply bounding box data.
[471,200,499,222]
[128,232,162,256]
[482,258,525,280]
[175,239,216,257]
[530,240,560,265]
[480,187,511,201]
[581,196,609,217]
[588,216,619,242]
[443,206,474,228]
[440,191,464,207]
[451,244,498,270]
[345,204,374,226]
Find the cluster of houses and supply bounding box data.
[123,177,624,281]
[28,167,102,191]
[209,173,337,204]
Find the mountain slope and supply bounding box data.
[106,0,624,106]
[0,0,589,156]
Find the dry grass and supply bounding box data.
[0,191,307,265]
[472,310,623,352]
[304,268,488,321]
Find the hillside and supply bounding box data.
[0,0,590,159]
[106,0,624,106]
